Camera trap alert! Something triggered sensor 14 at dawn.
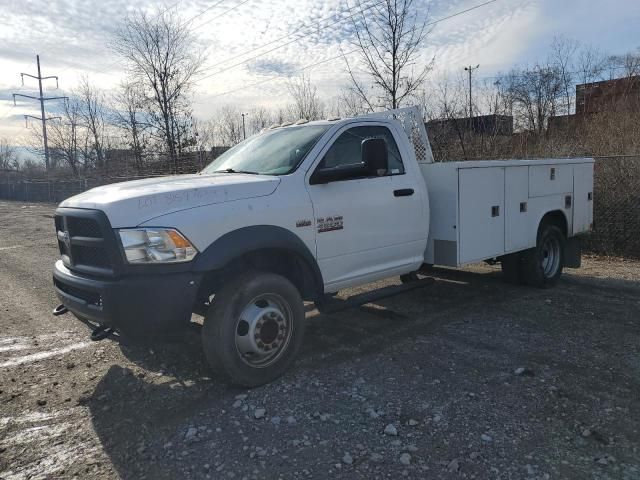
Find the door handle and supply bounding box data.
[394,188,414,197]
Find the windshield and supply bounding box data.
[201,124,330,175]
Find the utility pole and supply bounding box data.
[241,113,247,140]
[13,55,68,170]
[464,64,480,119]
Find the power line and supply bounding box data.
[197,0,498,84]
[205,0,500,97]
[195,0,384,82]
[207,49,360,99]
[181,0,227,27]
[89,0,251,78]
[56,0,185,77]
[195,0,383,77]
[477,64,630,82]
[425,0,497,26]
[190,0,251,30]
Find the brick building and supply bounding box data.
[576,75,640,114]
[549,75,640,131]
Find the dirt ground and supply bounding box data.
[0,200,639,480]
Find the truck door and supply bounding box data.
[305,124,425,291]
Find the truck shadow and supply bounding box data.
[85,266,640,479]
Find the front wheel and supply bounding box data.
[202,272,305,387]
[521,223,565,288]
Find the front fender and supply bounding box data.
[192,225,323,293]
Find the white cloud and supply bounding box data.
[0,0,638,147]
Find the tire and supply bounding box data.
[202,271,305,387]
[400,272,419,284]
[521,223,565,288]
[501,253,524,285]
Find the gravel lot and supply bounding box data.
[0,200,639,480]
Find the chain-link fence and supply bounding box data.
[0,177,148,203]
[1,156,639,259]
[0,150,227,203]
[583,156,640,258]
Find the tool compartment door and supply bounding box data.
[505,166,531,252]
[573,162,594,234]
[529,164,573,197]
[458,167,505,264]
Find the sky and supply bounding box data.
[0,0,639,153]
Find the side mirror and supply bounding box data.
[309,162,368,185]
[309,137,389,185]
[362,137,388,176]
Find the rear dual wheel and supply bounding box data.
[501,222,565,288]
[202,272,305,387]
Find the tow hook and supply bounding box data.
[52,304,69,316]
[91,325,115,342]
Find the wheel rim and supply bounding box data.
[234,293,293,368]
[541,235,561,278]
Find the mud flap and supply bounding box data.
[564,236,582,268]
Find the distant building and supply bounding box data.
[549,75,640,131]
[576,75,640,114]
[426,114,513,137]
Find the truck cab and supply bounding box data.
[52,107,593,386]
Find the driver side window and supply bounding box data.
[319,125,405,174]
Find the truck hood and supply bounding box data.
[59,173,280,227]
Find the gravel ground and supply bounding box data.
[0,200,639,480]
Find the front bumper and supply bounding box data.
[53,260,202,339]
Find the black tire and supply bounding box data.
[400,272,419,284]
[521,223,565,288]
[202,271,305,387]
[501,253,524,285]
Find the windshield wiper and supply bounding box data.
[212,168,259,175]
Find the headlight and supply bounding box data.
[117,228,198,264]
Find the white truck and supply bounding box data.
[52,107,594,386]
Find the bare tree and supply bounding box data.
[324,96,347,119]
[112,79,150,173]
[287,73,324,120]
[112,10,203,170]
[247,107,274,135]
[214,107,244,146]
[429,74,471,160]
[574,44,608,85]
[77,76,107,168]
[338,86,370,116]
[500,65,563,134]
[48,99,85,176]
[609,47,640,78]
[192,118,215,151]
[346,0,434,110]
[550,36,578,115]
[0,138,19,172]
